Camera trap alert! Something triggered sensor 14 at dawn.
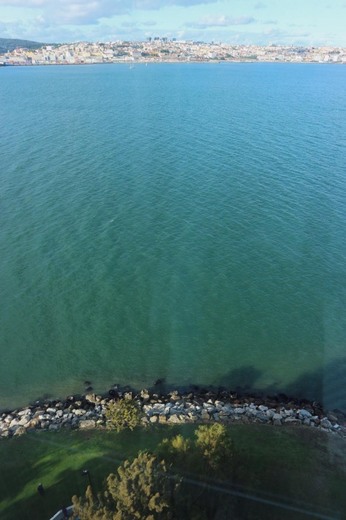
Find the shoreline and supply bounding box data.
[1,60,345,68]
[1,385,346,440]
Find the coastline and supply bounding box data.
[1,385,346,440]
[1,60,345,67]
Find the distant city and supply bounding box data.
[1,38,346,66]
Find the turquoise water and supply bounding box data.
[0,63,345,410]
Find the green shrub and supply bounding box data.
[195,423,233,471]
[105,399,142,432]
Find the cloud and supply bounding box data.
[0,0,126,24]
[186,15,256,29]
[0,0,219,25]
[0,0,218,11]
[260,27,312,44]
[262,19,278,25]
[141,20,157,26]
[0,0,46,5]
[133,0,217,6]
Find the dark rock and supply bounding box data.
[182,393,194,400]
[328,410,346,424]
[154,378,165,386]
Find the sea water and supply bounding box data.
[0,63,345,410]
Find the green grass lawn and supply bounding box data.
[0,424,345,520]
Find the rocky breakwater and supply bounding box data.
[1,389,346,439]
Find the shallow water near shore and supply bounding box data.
[0,63,345,411]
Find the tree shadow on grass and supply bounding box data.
[0,430,123,520]
[0,449,120,520]
[0,426,182,520]
[1,467,82,520]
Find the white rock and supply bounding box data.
[13,426,27,436]
[38,414,51,421]
[168,415,181,424]
[18,408,31,417]
[73,409,86,416]
[152,404,165,413]
[246,408,257,416]
[299,409,312,419]
[283,409,294,417]
[79,420,96,429]
[85,394,98,403]
[321,418,332,429]
[18,417,31,427]
[140,389,150,401]
[28,418,40,428]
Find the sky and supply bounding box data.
[0,0,345,46]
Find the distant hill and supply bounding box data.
[0,38,47,53]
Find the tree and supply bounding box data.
[195,424,233,473]
[72,485,113,520]
[72,452,180,520]
[106,451,179,520]
[105,399,142,432]
[159,434,192,468]
[158,425,236,520]
[159,424,234,475]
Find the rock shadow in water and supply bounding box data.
[216,358,346,412]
